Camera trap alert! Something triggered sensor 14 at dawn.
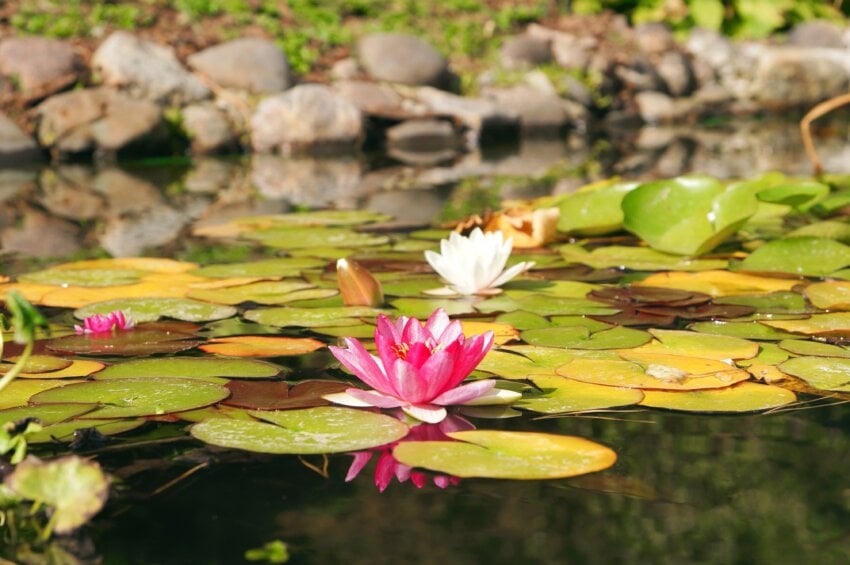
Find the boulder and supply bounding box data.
[187,38,291,94]
[415,87,519,145]
[0,37,80,96]
[358,33,448,87]
[633,22,676,55]
[251,154,365,208]
[787,20,847,48]
[385,119,462,165]
[0,113,41,165]
[526,25,596,71]
[92,31,209,105]
[182,102,238,154]
[751,47,850,108]
[100,206,188,257]
[483,86,571,134]
[251,84,363,154]
[500,36,552,69]
[656,51,696,97]
[333,80,413,118]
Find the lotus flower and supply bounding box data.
[345,416,470,492]
[424,228,535,295]
[326,308,517,423]
[74,311,134,335]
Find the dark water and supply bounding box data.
[89,404,850,564]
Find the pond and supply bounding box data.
[2,120,850,564]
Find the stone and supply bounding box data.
[414,87,519,145]
[500,35,552,69]
[184,158,242,193]
[386,119,461,165]
[182,102,237,154]
[100,206,188,257]
[634,91,676,123]
[633,22,676,55]
[0,114,41,165]
[526,25,596,71]
[187,38,291,94]
[656,51,695,97]
[615,58,666,92]
[751,47,850,108]
[333,80,410,118]
[36,88,163,157]
[0,37,80,95]
[358,33,448,87]
[39,167,104,221]
[251,154,365,208]
[560,75,593,107]
[364,189,446,225]
[92,31,210,105]
[251,84,363,154]
[484,86,571,134]
[330,58,362,81]
[1,206,81,258]
[92,168,166,216]
[787,20,847,48]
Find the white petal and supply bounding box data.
[490,261,535,289]
[460,388,522,406]
[322,391,375,407]
[402,404,447,423]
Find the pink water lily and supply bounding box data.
[326,308,505,423]
[74,310,134,335]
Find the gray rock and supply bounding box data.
[526,24,596,71]
[187,38,291,94]
[0,37,80,95]
[333,80,410,118]
[787,20,846,48]
[386,119,461,165]
[500,35,552,69]
[251,154,364,208]
[656,51,695,97]
[0,169,37,203]
[414,87,519,145]
[92,31,210,105]
[685,28,736,72]
[37,88,163,156]
[182,102,237,154]
[184,158,242,193]
[560,75,593,107]
[251,84,363,154]
[358,33,448,87]
[100,206,188,257]
[751,47,850,108]
[634,22,676,55]
[484,86,570,134]
[330,58,362,81]
[0,114,41,165]
[1,206,81,258]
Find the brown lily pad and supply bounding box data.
[224,380,349,410]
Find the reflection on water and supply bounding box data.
[3,120,850,261]
[90,405,850,564]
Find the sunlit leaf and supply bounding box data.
[632,329,759,360]
[804,281,850,310]
[75,297,236,323]
[637,270,799,296]
[18,360,105,379]
[738,237,850,276]
[762,313,850,336]
[517,375,643,414]
[199,335,326,357]
[0,379,82,410]
[185,280,320,305]
[194,211,392,238]
[460,321,519,345]
[393,430,617,479]
[559,244,726,271]
[688,320,801,341]
[224,380,348,410]
[779,357,850,391]
[94,357,282,380]
[0,404,97,426]
[638,382,796,412]
[19,269,143,287]
[0,355,71,374]
[244,306,381,328]
[556,357,749,390]
[191,257,327,278]
[522,325,651,349]
[756,181,828,208]
[243,228,390,249]
[778,339,850,359]
[556,180,639,235]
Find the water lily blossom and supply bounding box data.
[326,308,518,423]
[424,228,535,296]
[74,310,134,335]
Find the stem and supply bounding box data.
[0,340,33,394]
[800,92,850,177]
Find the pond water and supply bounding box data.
[3,119,850,564]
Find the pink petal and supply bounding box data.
[411,472,428,488]
[376,314,403,342]
[387,359,429,404]
[401,316,426,345]
[433,475,452,488]
[374,451,396,492]
[432,379,495,406]
[402,403,447,423]
[329,339,390,393]
[439,415,475,434]
[424,308,451,339]
[394,461,412,482]
[418,347,457,400]
[345,388,406,409]
[345,452,373,482]
[434,319,464,345]
[446,331,494,388]
[403,342,433,369]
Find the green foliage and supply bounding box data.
[245,540,290,563]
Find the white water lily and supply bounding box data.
[424,228,535,295]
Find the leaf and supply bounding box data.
[198,335,327,357]
[244,306,381,328]
[521,325,651,349]
[19,269,143,287]
[94,357,282,380]
[242,228,389,249]
[778,339,850,359]
[756,181,829,208]
[762,313,850,337]
[779,357,850,391]
[559,244,726,271]
[638,382,796,412]
[30,378,231,418]
[688,320,801,341]
[186,280,323,305]
[75,298,237,323]
[690,0,724,30]
[0,404,97,427]
[804,281,850,310]
[393,430,617,479]
[556,358,749,390]
[190,407,409,454]
[637,270,799,296]
[0,379,82,410]
[517,375,643,414]
[0,355,71,374]
[634,329,759,360]
[5,456,109,534]
[18,360,105,379]
[556,180,639,235]
[391,298,477,318]
[738,237,850,276]
[460,321,519,345]
[224,380,348,410]
[27,419,145,444]
[46,328,201,356]
[191,257,327,278]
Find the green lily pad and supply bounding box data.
[191,258,327,278]
[638,382,796,412]
[736,342,789,367]
[93,358,282,380]
[30,378,230,418]
[5,456,109,534]
[381,276,444,297]
[778,339,850,359]
[559,244,726,271]
[762,313,850,336]
[714,291,809,314]
[243,228,390,249]
[788,220,850,243]
[390,298,477,318]
[0,379,81,410]
[517,375,644,414]
[756,181,828,208]
[477,350,568,380]
[74,298,237,323]
[556,180,639,235]
[244,306,381,328]
[0,404,97,427]
[189,282,337,306]
[393,430,617,479]
[494,311,551,330]
[0,355,72,374]
[688,321,801,341]
[27,419,145,444]
[738,237,850,276]
[18,269,143,287]
[521,325,651,349]
[779,357,850,391]
[639,329,759,360]
[46,329,201,357]
[557,357,749,391]
[190,407,409,454]
[254,210,391,227]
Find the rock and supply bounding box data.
[100,206,188,257]
[251,84,363,154]
[787,20,846,48]
[182,102,237,154]
[0,113,41,165]
[751,47,850,108]
[633,22,676,55]
[358,33,448,87]
[92,168,166,216]
[414,87,519,145]
[484,86,571,134]
[187,38,291,94]
[634,91,676,123]
[1,206,81,257]
[92,31,210,105]
[36,88,164,157]
[333,80,411,118]
[685,28,736,72]
[526,25,596,71]
[615,58,666,92]
[0,37,80,96]
[560,75,593,107]
[184,158,242,193]
[386,119,461,165]
[38,167,104,221]
[656,51,695,97]
[251,154,365,208]
[500,35,552,69]
[330,58,362,81]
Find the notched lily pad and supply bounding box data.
[638,382,796,412]
[46,327,201,356]
[224,380,348,410]
[517,375,644,414]
[94,357,282,380]
[75,298,237,323]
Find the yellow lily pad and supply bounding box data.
[762,313,850,336]
[804,281,850,310]
[0,379,82,410]
[19,360,105,379]
[460,321,519,345]
[636,270,799,297]
[556,357,749,390]
[638,382,796,412]
[517,375,644,414]
[198,336,326,357]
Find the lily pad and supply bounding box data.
[634,329,759,360]
[756,181,828,208]
[190,407,409,454]
[199,336,326,357]
[804,281,850,310]
[0,404,97,426]
[556,180,639,235]
[638,382,796,412]
[191,258,327,278]
[779,357,850,391]
[0,355,71,374]
[390,298,477,318]
[46,329,201,357]
[27,419,145,444]
[714,291,809,314]
[186,280,319,305]
[93,357,282,380]
[0,379,82,410]
[30,378,230,418]
[243,228,390,249]
[521,325,651,350]
[74,298,236,323]
[637,270,799,297]
[223,380,348,410]
[788,220,850,243]
[244,306,380,328]
[738,237,850,276]
[19,360,105,379]
[477,349,568,380]
[762,313,850,336]
[393,430,617,479]
[778,339,850,358]
[556,358,749,390]
[688,321,800,341]
[19,269,144,287]
[559,244,726,272]
[517,375,644,414]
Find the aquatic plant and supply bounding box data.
[74,310,134,335]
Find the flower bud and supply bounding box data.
[337,258,384,307]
